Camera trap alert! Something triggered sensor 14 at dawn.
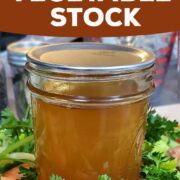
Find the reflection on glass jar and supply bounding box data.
[26,43,155,180]
[0,61,7,116]
[7,40,46,118]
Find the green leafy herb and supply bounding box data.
[141,165,180,180]
[0,108,35,175]
[141,110,180,180]
[146,110,180,143]
[98,174,111,180]
[50,174,63,180]
[19,166,37,180]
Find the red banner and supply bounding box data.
[0,0,179,36]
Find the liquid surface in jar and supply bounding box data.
[39,49,148,67]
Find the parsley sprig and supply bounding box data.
[0,108,35,175]
[141,110,180,180]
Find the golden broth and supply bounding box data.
[31,85,148,180]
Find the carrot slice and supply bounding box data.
[1,164,31,180]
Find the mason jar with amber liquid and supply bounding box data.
[26,43,155,180]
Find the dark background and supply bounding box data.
[0,33,25,51]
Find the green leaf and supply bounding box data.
[0,135,34,157]
[143,140,153,153]
[50,174,63,180]
[146,110,179,143]
[160,159,178,171]
[152,139,170,155]
[98,174,111,180]
[141,164,180,180]
[0,108,34,175]
[19,166,37,180]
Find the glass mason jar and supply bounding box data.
[26,43,155,180]
[7,40,46,118]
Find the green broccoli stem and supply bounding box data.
[0,135,34,157]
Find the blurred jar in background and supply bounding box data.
[101,33,177,105]
[102,33,176,86]
[7,40,45,118]
[23,35,82,44]
[7,36,82,118]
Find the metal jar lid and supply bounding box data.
[27,43,155,75]
[7,40,46,67]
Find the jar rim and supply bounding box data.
[7,40,46,67]
[27,43,155,75]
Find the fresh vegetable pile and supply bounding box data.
[0,108,36,179]
[0,108,180,180]
[141,110,180,180]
